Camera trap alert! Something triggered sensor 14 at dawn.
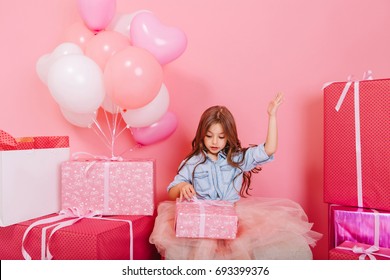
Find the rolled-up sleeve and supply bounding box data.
[167,161,192,192]
[240,143,274,171]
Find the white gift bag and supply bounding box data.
[0,147,69,226]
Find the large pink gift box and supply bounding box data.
[61,159,155,215]
[175,199,238,239]
[323,78,390,211]
[328,205,390,250]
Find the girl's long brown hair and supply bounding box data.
[178,105,261,197]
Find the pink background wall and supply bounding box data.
[1,0,390,260]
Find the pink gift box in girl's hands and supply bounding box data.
[175,199,238,239]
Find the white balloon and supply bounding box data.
[36,54,51,84]
[51,42,83,59]
[121,83,169,127]
[60,107,97,128]
[36,42,83,84]
[47,54,105,114]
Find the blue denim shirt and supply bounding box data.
[168,144,274,202]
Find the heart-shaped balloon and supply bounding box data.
[77,0,116,31]
[130,12,187,65]
[131,111,178,145]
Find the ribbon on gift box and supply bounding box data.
[71,152,125,214]
[21,207,134,260]
[324,71,373,208]
[180,197,235,238]
[337,244,379,260]
[0,130,69,151]
[72,152,124,163]
[336,241,390,260]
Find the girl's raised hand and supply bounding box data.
[267,92,284,116]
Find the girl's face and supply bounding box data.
[203,123,227,160]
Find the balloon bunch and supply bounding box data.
[36,0,187,156]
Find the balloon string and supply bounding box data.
[114,115,125,139]
[92,107,138,157]
[113,109,128,147]
[111,107,122,157]
[115,125,129,139]
[91,119,112,151]
[112,109,119,137]
[103,109,112,134]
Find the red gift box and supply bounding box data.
[0,213,159,260]
[329,241,390,260]
[323,78,390,210]
[0,130,69,151]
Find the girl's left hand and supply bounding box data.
[267,92,284,116]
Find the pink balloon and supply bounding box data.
[85,30,129,69]
[77,0,116,31]
[131,111,178,145]
[130,12,187,65]
[63,22,95,50]
[104,46,163,110]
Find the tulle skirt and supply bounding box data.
[149,197,322,260]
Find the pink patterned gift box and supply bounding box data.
[175,199,238,239]
[61,159,155,216]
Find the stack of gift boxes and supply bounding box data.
[0,130,159,260]
[323,77,390,260]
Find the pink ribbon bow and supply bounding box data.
[352,245,380,260]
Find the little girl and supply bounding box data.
[150,93,322,259]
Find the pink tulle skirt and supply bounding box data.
[149,197,322,260]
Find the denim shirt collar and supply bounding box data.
[202,149,227,162]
